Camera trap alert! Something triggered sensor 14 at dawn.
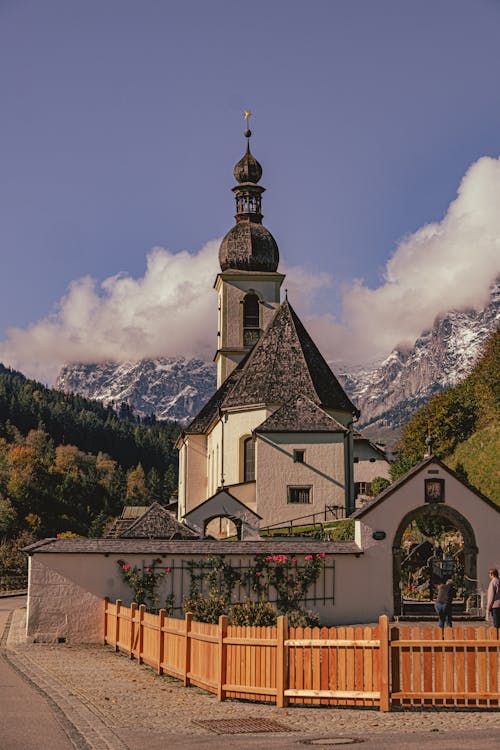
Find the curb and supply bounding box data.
[4,609,126,750]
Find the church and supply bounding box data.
[176,124,389,537]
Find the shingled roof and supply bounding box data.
[255,395,348,433]
[185,301,358,436]
[120,502,199,539]
[222,301,358,413]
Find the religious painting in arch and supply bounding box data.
[392,505,479,620]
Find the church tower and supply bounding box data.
[215,118,285,386]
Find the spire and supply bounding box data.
[218,113,279,273]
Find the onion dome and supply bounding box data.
[233,141,263,184]
[219,117,280,273]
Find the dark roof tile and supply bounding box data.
[255,395,348,433]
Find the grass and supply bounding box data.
[444,421,500,506]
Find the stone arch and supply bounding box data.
[392,504,478,616]
[203,513,242,540]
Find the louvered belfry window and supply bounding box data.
[243,293,260,347]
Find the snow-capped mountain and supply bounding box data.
[55,284,499,435]
[340,282,499,446]
[56,357,216,423]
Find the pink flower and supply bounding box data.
[291,557,297,563]
[316,552,326,559]
[165,567,171,573]
[145,567,151,572]
[255,571,262,576]
[122,564,131,571]
[305,554,313,561]
[265,556,273,561]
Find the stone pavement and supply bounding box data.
[3,602,500,750]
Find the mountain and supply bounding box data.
[54,284,499,438]
[56,357,216,423]
[340,282,499,449]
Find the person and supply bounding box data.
[434,578,455,629]
[487,568,500,628]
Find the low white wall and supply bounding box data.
[26,549,380,642]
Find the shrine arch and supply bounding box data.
[392,504,478,616]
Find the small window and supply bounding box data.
[369,458,376,463]
[243,437,255,482]
[293,449,305,463]
[288,486,312,504]
[354,481,371,498]
[353,457,359,463]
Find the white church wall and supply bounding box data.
[222,407,271,486]
[183,434,208,513]
[256,432,346,528]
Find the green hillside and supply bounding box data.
[0,363,181,539]
[391,328,500,504]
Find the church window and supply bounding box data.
[243,292,260,347]
[293,449,305,463]
[288,486,312,504]
[243,437,255,482]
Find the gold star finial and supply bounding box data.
[244,110,252,121]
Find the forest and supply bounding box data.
[0,364,180,581]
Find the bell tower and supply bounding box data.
[215,115,285,386]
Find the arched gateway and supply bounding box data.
[352,455,500,622]
[391,503,478,617]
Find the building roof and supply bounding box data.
[118,502,199,539]
[255,395,348,433]
[23,538,362,555]
[184,301,357,436]
[105,506,149,538]
[223,300,358,413]
[351,455,500,519]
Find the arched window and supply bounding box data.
[243,292,260,347]
[243,437,255,482]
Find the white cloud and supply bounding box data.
[0,155,499,382]
[307,155,500,365]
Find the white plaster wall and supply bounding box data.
[184,434,208,513]
[353,442,390,484]
[26,550,375,641]
[222,407,271,486]
[353,461,500,617]
[256,433,346,527]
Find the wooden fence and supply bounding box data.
[103,599,500,711]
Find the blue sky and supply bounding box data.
[1,1,500,380]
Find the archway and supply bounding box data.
[392,504,478,617]
[204,514,241,540]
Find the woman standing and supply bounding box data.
[487,568,500,628]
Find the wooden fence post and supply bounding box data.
[218,615,228,702]
[276,615,289,708]
[379,614,391,712]
[184,612,192,687]
[158,609,166,675]
[138,604,146,665]
[114,599,121,652]
[103,597,109,645]
[129,602,137,659]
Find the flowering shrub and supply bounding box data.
[248,552,325,613]
[117,560,170,612]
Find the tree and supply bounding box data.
[126,464,149,505]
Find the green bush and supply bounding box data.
[229,599,278,626]
[182,593,227,623]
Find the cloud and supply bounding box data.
[0,155,499,382]
[307,155,500,365]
